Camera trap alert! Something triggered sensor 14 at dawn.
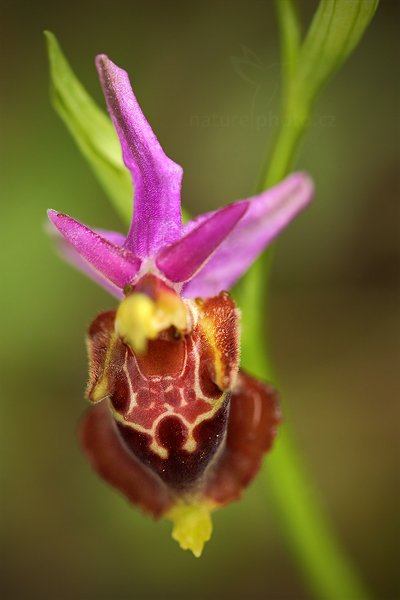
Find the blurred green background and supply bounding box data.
[1,1,399,598]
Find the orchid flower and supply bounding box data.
[48,54,313,557]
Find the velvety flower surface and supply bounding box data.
[48,54,313,556]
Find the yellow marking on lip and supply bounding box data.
[149,439,168,459]
[111,392,227,460]
[123,353,138,411]
[88,334,119,403]
[182,436,197,453]
[110,361,228,458]
[200,316,225,389]
[167,502,213,558]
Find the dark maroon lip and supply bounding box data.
[117,397,230,491]
[82,282,280,518]
[80,369,280,516]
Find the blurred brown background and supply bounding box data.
[1,1,399,599]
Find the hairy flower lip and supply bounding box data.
[86,290,241,470]
[80,366,281,554]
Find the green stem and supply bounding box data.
[238,36,371,600]
[266,432,370,600]
[260,110,308,189]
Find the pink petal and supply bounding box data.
[50,227,125,299]
[182,173,314,297]
[48,210,141,289]
[96,55,183,258]
[155,202,248,283]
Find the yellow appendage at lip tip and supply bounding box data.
[115,291,188,354]
[115,293,157,353]
[167,503,213,558]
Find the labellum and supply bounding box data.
[81,274,280,556]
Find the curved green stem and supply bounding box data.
[266,431,370,600]
[239,117,372,600]
[237,2,378,597]
[239,248,371,600]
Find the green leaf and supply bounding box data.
[291,0,379,110]
[44,31,132,225]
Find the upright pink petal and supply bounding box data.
[155,202,248,283]
[96,55,183,258]
[48,210,141,289]
[182,173,314,297]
